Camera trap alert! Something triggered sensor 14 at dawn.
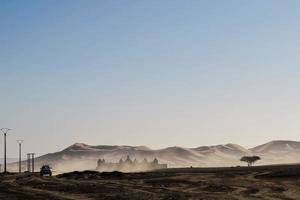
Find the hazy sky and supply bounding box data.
[1,0,300,157]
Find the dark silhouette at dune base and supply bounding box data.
[96,156,167,172]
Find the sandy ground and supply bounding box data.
[1,164,300,200]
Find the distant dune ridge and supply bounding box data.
[8,140,300,173]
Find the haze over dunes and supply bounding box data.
[8,140,300,173]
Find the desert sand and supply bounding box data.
[14,140,300,173]
[1,164,300,200]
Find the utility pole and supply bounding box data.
[31,153,35,172]
[1,128,11,173]
[27,153,31,172]
[26,153,35,172]
[16,140,24,173]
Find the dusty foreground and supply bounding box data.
[1,164,300,200]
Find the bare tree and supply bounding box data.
[240,156,261,166]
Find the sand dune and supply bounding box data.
[8,140,300,173]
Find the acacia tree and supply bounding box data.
[240,156,261,166]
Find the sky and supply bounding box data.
[1,0,300,158]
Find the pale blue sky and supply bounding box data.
[1,0,300,157]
